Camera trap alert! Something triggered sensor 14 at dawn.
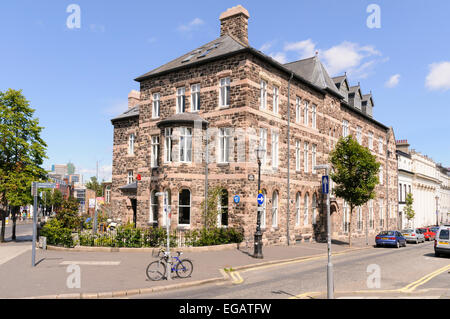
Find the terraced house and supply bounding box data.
[110,5,398,245]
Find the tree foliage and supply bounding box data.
[329,136,381,246]
[85,176,103,197]
[200,186,227,229]
[0,89,47,241]
[404,192,415,226]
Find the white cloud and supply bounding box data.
[79,164,112,183]
[284,39,317,59]
[260,41,275,52]
[269,52,288,64]
[425,61,450,91]
[178,18,205,32]
[385,74,401,88]
[321,42,381,77]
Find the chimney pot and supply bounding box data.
[128,90,140,109]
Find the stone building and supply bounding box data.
[110,5,398,244]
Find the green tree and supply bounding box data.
[51,189,63,213]
[0,89,47,242]
[56,196,82,230]
[404,192,415,228]
[329,136,381,247]
[85,176,102,197]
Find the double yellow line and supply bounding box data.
[398,264,450,293]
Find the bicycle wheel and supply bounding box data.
[146,260,166,281]
[176,259,193,278]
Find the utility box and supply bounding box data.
[39,236,47,250]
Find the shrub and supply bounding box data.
[185,227,244,247]
[40,218,74,248]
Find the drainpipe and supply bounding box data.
[286,72,294,245]
[385,129,390,231]
[204,126,209,228]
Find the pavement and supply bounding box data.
[0,236,376,299]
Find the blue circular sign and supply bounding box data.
[257,193,265,205]
[234,195,240,204]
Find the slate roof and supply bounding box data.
[111,105,139,123]
[283,56,343,97]
[362,94,374,106]
[119,182,138,191]
[135,35,247,82]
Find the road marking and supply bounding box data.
[230,271,244,284]
[60,261,121,266]
[398,264,450,293]
[0,246,31,266]
[289,292,322,299]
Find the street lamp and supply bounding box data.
[253,146,266,259]
[314,164,334,299]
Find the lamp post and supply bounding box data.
[253,146,266,259]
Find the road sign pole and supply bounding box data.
[32,182,37,267]
[326,168,334,299]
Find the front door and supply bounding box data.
[131,198,137,228]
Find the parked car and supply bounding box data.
[430,226,440,234]
[417,227,436,241]
[434,224,450,257]
[375,231,406,248]
[401,229,425,244]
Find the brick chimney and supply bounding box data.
[128,90,140,109]
[219,5,250,46]
[396,139,410,154]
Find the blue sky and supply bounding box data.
[1,0,449,181]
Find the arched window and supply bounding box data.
[217,189,228,227]
[178,189,191,226]
[312,194,317,225]
[272,191,278,227]
[303,194,309,226]
[343,201,349,233]
[295,192,301,226]
[149,190,158,224]
[163,189,171,227]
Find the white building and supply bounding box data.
[396,140,448,228]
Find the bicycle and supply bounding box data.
[146,248,193,281]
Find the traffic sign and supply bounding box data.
[37,183,56,189]
[234,195,240,204]
[257,193,265,205]
[322,175,329,194]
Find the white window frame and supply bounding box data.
[191,84,200,112]
[164,128,173,163]
[296,97,301,123]
[295,140,301,171]
[304,101,309,126]
[357,207,363,230]
[368,132,374,150]
[259,128,267,166]
[343,120,349,138]
[356,126,362,145]
[303,194,309,226]
[152,93,160,119]
[128,133,135,155]
[343,201,349,233]
[178,189,191,227]
[312,104,317,129]
[220,77,230,108]
[218,128,231,164]
[162,190,171,227]
[379,137,383,154]
[260,80,267,110]
[149,190,158,223]
[176,87,186,114]
[261,190,267,228]
[273,86,279,114]
[151,136,159,168]
[272,191,278,228]
[312,194,317,224]
[379,199,384,227]
[272,131,279,169]
[304,142,309,173]
[127,170,134,185]
[379,165,384,185]
[295,192,301,226]
[369,200,374,229]
[217,189,228,227]
[179,127,192,163]
[312,144,317,174]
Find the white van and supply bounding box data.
[434,224,450,257]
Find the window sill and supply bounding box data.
[217,163,230,167]
[177,225,191,230]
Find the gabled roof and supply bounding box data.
[362,93,374,106]
[111,105,139,123]
[332,75,349,90]
[284,56,343,97]
[349,85,363,99]
[135,35,247,82]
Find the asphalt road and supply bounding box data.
[132,241,450,299]
[2,222,33,242]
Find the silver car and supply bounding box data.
[401,229,425,244]
[434,224,450,257]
